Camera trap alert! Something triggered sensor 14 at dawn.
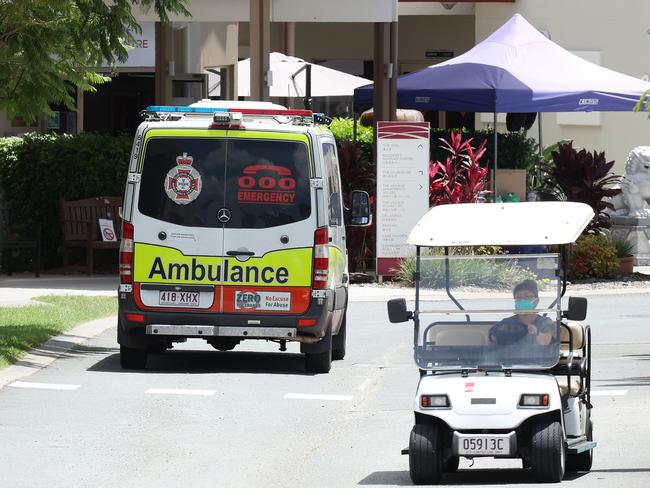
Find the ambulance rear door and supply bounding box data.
[131,129,229,312]
[220,130,316,315]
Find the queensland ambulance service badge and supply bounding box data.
[165,153,201,204]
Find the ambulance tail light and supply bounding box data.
[120,222,134,284]
[312,227,329,289]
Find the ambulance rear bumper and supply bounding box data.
[145,324,299,340]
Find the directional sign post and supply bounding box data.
[376,121,430,278]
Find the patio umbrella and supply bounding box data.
[238,52,372,99]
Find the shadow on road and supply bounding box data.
[358,469,588,486]
[87,349,316,376]
[594,375,650,387]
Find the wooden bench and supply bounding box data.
[0,205,41,277]
[59,197,123,275]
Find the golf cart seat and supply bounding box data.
[559,321,586,365]
[425,322,492,346]
[556,376,582,396]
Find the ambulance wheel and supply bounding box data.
[567,417,593,472]
[409,424,442,485]
[332,314,347,361]
[530,419,565,482]
[444,456,459,473]
[305,348,331,374]
[120,345,147,370]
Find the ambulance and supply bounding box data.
[117,101,371,373]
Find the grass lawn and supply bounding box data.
[0,295,117,370]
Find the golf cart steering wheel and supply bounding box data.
[489,320,529,345]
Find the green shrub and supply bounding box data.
[395,248,537,289]
[568,234,619,280]
[431,129,538,173]
[0,132,132,268]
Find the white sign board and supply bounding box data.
[113,22,155,68]
[376,121,430,276]
[98,219,117,242]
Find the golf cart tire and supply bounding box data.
[120,345,147,370]
[567,417,593,472]
[530,419,565,483]
[444,456,459,473]
[332,313,347,361]
[409,424,442,485]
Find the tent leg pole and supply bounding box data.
[538,112,543,155]
[352,98,357,142]
[493,112,498,199]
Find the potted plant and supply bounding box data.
[609,235,635,275]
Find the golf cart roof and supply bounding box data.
[407,202,594,247]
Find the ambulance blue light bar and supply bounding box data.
[145,105,229,114]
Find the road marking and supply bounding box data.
[356,378,374,391]
[145,388,215,396]
[591,389,628,396]
[284,393,353,401]
[8,381,80,391]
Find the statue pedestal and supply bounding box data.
[610,215,650,265]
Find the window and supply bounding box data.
[323,142,343,226]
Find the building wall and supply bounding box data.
[475,0,650,174]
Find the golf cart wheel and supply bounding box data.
[567,417,593,472]
[120,345,147,370]
[409,424,442,485]
[147,343,168,354]
[332,313,347,361]
[443,456,459,473]
[530,418,565,483]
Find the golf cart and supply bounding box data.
[387,202,597,484]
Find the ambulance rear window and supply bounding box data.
[138,137,311,229]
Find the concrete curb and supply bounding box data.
[0,315,117,391]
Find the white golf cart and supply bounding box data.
[387,202,597,484]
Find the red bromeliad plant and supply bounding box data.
[429,131,488,206]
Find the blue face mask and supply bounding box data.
[515,298,536,311]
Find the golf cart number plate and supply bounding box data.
[457,435,510,455]
[159,291,200,307]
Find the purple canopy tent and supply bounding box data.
[354,13,650,194]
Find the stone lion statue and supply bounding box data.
[612,146,650,218]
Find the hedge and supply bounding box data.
[0,133,132,269]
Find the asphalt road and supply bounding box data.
[0,293,649,488]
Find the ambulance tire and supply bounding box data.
[305,330,332,374]
[332,314,347,361]
[120,345,148,370]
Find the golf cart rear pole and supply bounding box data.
[444,247,470,322]
[414,246,421,344]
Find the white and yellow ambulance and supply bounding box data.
[117,101,370,373]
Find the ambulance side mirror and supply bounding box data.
[387,298,412,323]
[346,190,371,227]
[563,296,587,321]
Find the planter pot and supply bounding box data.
[618,255,635,275]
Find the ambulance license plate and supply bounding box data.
[456,435,510,456]
[159,291,200,307]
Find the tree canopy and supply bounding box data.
[0,0,190,123]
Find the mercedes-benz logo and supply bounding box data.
[217,208,231,223]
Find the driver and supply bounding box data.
[489,279,555,346]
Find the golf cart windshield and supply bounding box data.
[414,252,561,371]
